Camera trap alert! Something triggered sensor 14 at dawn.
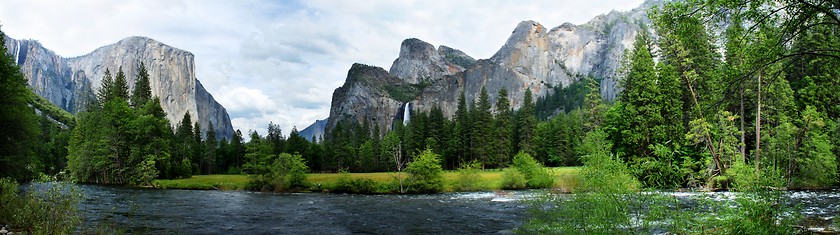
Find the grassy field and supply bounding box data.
[152,167,581,192]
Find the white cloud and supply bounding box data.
[1,0,643,136]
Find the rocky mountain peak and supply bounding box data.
[5,35,234,140]
[389,38,473,84]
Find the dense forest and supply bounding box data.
[2,0,839,192]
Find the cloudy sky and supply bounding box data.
[1,0,643,136]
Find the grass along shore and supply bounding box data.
[152,167,580,192]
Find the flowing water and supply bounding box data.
[77,186,527,234]
[72,185,840,234]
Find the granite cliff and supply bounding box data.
[3,36,233,139]
[324,4,651,137]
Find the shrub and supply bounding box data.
[453,161,482,191]
[405,149,445,193]
[333,172,379,194]
[511,151,555,188]
[0,178,83,234]
[500,168,527,190]
[248,153,309,192]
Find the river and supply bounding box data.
[73,185,839,234]
[77,185,528,234]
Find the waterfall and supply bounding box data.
[14,40,20,65]
[403,102,411,125]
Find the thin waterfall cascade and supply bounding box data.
[14,40,20,65]
[403,102,411,125]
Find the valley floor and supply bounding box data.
[152,167,581,192]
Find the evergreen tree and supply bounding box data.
[171,112,195,178]
[204,122,217,174]
[0,29,40,180]
[517,88,536,156]
[112,67,130,101]
[494,88,513,167]
[454,91,470,166]
[130,62,152,108]
[96,69,113,103]
[266,122,285,155]
[192,121,204,174]
[470,86,492,168]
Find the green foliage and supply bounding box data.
[0,31,41,181]
[130,62,152,108]
[533,109,584,167]
[516,88,536,156]
[332,171,380,194]
[520,130,644,234]
[27,90,76,127]
[535,78,589,120]
[404,148,444,193]
[0,178,83,234]
[511,151,555,188]
[499,168,527,190]
[383,83,420,103]
[453,161,482,191]
[248,153,309,192]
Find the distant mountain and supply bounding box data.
[299,118,328,142]
[325,3,651,137]
[3,36,234,139]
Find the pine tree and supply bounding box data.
[494,88,513,167]
[471,86,493,168]
[204,122,217,174]
[131,62,152,108]
[517,88,536,156]
[0,29,40,180]
[454,91,470,166]
[112,67,130,101]
[97,69,113,103]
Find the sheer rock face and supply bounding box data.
[326,5,649,134]
[326,63,408,139]
[3,36,233,140]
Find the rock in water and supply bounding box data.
[3,36,234,140]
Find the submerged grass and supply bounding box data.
[151,167,581,192]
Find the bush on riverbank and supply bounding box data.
[500,168,527,189]
[0,178,82,235]
[332,171,381,194]
[453,161,483,191]
[404,149,445,193]
[511,152,555,189]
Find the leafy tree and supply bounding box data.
[247,153,309,192]
[405,148,444,193]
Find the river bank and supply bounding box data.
[151,167,581,193]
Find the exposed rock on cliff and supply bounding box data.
[3,36,233,140]
[389,38,475,84]
[326,63,412,138]
[299,118,328,142]
[326,4,650,134]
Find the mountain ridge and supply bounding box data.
[323,3,652,138]
[3,35,234,140]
